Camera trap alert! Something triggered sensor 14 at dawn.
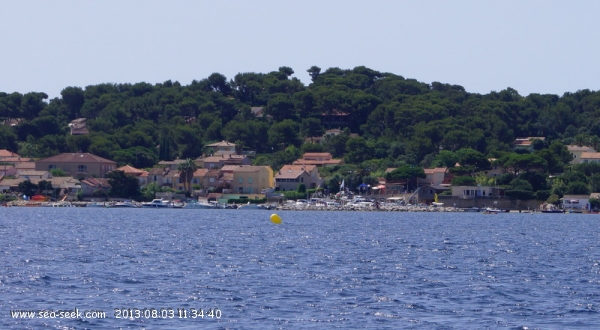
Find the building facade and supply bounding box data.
[275,165,323,191]
[35,153,117,178]
[231,166,274,194]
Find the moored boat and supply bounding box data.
[111,200,139,208]
[184,200,217,209]
[482,207,500,214]
[236,202,271,210]
[540,210,565,213]
[87,201,108,208]
[141,199,171,208]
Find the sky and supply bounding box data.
[1,1,600,99]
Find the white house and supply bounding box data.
[562,194,590,211]
[568,145,595,164]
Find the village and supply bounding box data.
[1,135,598,213]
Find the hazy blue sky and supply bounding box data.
[1,1,599,99]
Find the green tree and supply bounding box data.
[0,125,18,151]
[297,183,306,194]
[265,94,297,121]
[307,66,321,82]
[141,182,160,201]
[66,134,92,153]
[345,136,371,164]
[323,133,349,158]
[20,92,47,120]
[566,181,590,195]
[38,180,53,194]
[107,170,140,198]
[174,125,204,159]
[500,153,548,175]
[61,86,85,118]
[455,148,490,174]
[546,193,560,205]
[432,150,458,168]
[159,135,173,161]
[300,118,325,138]
[268,120,302,148]
[50,168,68,177]
[177,158,197,193]
[88,136,118,160]
[384,165,426,191]
[279,66,294,77]
[451,176,476,186]
[18,180,38,197]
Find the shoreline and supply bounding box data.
[3,200,581,213]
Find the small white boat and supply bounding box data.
[431,202,444,207]
[87,201,107,208]
[184,200,217,209]
[111,200,139,208]
[482,207,501,214]
[141,199,171,208]
[236,202,270,210]
[48,202,74,207]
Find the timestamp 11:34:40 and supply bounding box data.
[179,308,221,319]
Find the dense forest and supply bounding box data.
[2,65,600,201]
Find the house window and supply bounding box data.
[248,177,253,184]
[210,178,215,183]
[48,165,56,170]
[238,178,243,184]
[238,187,243,193]
[78,165,87,172]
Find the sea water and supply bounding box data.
[1,208,599,329]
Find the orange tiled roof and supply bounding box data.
[193,168,209,177]
[220,165,240,172]
[0,150,20,157]
[233,165,265,173]
[15,163,36,170]
[292,159,343,166]
[0,157,32,162]
[567,145,593,152]
[275,169,304,179]
[302,152,332,159]
[116,165,147,176]
[580,152,600,159]
[279,164,317,172]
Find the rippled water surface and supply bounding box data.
[1,208,600,329]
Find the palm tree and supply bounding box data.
[177,158,197,193]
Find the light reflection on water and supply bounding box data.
[1,208,599,329]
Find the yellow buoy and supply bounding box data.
[270,213,282,224]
